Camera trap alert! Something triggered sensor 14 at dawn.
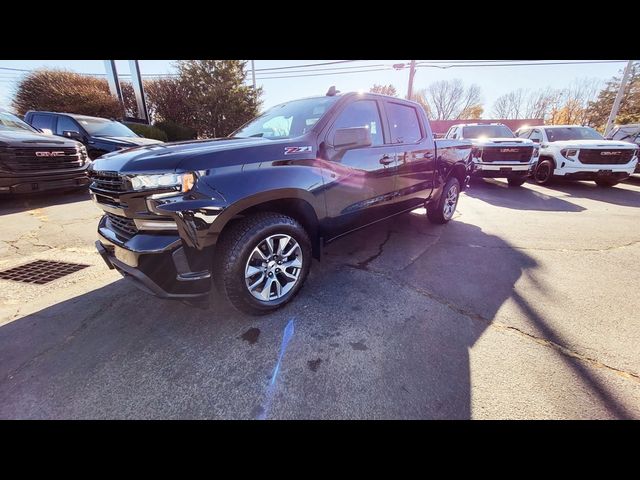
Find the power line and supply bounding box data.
[253,60,357,72]
[256,67,392,80]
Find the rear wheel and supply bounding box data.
[534,159,554,185]
[427,177,460,224]
[507,176,526,187]
[213,212,312,315]
[594,178,619,187]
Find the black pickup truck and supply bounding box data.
[0,110,90,194]
[90,90,472,314]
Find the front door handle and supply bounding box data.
[424,152,435,159]
[379,155,395,165]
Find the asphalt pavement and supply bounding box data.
[0,177,639,419]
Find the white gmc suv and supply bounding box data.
[445,123,538,187]
[516,125,639,187]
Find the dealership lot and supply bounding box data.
[0,178,639,419]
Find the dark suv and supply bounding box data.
[24,111,163,160]
[0,110,90,194]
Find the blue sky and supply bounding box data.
[0,59,626,117]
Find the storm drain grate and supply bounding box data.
[0,260,89,285]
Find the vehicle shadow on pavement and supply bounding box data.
[464,178,585,212]
[543,179,640,208]
[0,189,91,216]
[0,212,634,419]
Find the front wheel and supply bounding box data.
[533,159,554,185]
[427,177,460,224]
[213,212,312,315]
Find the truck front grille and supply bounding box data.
[480,146,533,163]
[578,149,635,165]
[106,213,138,238]
[0,146,85,172]
[90,170,127,192]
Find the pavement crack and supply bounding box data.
[342,263,640,384]
[351,230,393,270]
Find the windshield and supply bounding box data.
[461,125,515,139]
[545,127,603,142]
[75,117,138,137]
[0,111,38,132]
[233,96,339,140]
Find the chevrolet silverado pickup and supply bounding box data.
[444,123,538,187]
[24,111,163,160]
[516,125,639,186]
[89,90,472,314]
[0,110,90,194]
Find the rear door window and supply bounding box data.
[386,103,422,144]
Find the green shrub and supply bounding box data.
[125,122,168,142]
[154,120,198,142]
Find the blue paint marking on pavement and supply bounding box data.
[257,318,295,420]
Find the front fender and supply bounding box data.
[150,163,327,250]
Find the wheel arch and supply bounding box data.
[214,191,322,259]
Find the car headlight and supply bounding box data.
[130,172,196,192]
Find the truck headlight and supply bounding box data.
[560,148,578,160]
[130,172,196,192]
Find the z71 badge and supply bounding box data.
[284,146,312,155]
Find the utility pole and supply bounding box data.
[604,60,633,137]
[407,60,416,100]
[251,60,256,89]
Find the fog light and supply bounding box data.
[133,219,178,231]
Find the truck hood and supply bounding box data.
[0,129,80,148]
[472,137,534,146]
[91,136,275,173]
[96,135,164,146]
[547,139,638,149]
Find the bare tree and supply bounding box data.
[492,89,526,118]
[423,79,483,120]
[409,88,432,117]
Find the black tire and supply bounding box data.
[427,177,460,224]
[507,176,526,187]
[533,159,554,185]
[213,212,312,315]
[594,178,619,187]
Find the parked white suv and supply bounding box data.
[445,123,538,187]
[516,125,639,187]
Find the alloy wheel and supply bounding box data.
[244,234,303,302]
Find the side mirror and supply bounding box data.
[63,130,84,142]
[333,127,372,150]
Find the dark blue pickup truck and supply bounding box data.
[89,90,472,314]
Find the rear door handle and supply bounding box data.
[379,155,395,165]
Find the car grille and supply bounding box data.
[480,146,533,163]
[578,149,635,165]
[0,146,85,172]
[105,213,138,238]
[89,170,128,192]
